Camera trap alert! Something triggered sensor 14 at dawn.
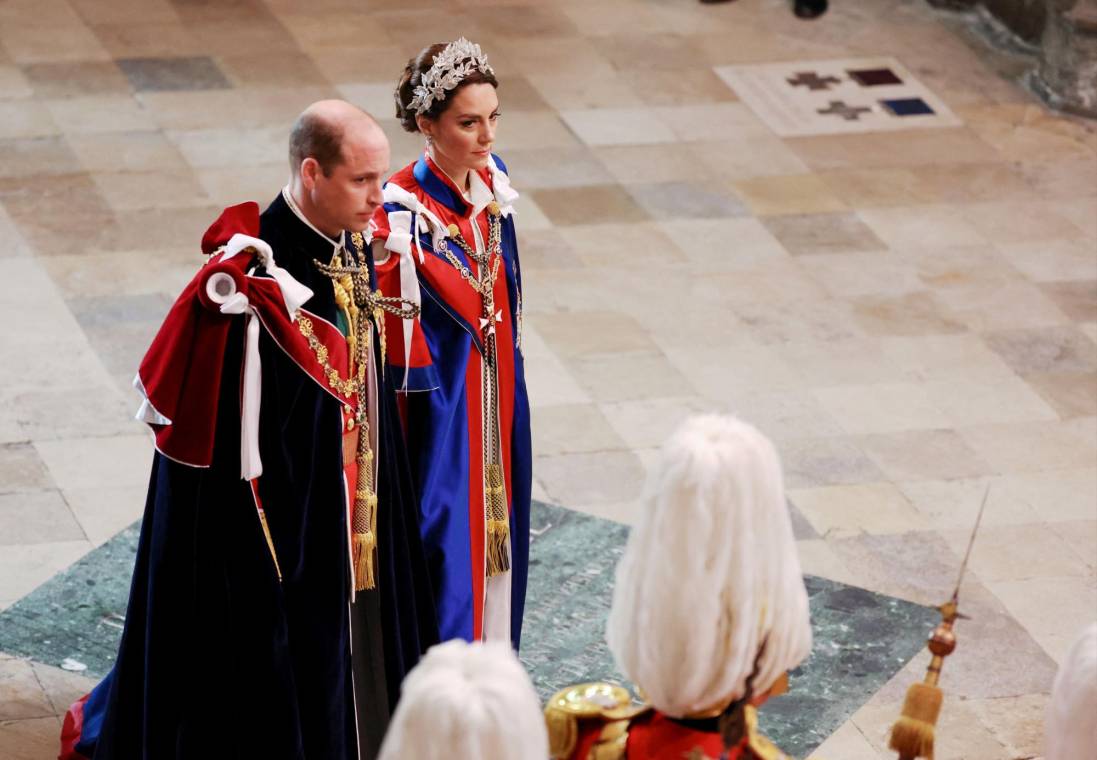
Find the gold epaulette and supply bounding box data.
[544,682,650,760]
[743,705,791,760]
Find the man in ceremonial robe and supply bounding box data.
[60,100,437,760]
[546,415,813,760]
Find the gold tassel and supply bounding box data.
[485,463,510,576]
[257,509,283,582]
[889,682,942,759]
[352,530,376,591]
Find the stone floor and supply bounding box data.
[0,0,1094,758]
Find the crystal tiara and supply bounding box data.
[408,37,495,116]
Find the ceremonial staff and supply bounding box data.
[889,487,989,760]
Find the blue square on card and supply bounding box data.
[880,97,935,116]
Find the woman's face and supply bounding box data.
[420,82,499,177]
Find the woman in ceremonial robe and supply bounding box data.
[368,38,531,648]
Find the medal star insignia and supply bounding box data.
[479,309,503,335]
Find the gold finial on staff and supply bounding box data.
[889,485,989,760]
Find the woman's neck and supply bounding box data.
[429,146,470,194]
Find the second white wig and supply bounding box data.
[606,414,812,717]
[1045,622,1097,760]
[377,639,548,760]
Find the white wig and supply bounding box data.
[1045,622,1097,760]
[606,414,812,717]
[377,639,548,760]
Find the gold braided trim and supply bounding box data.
[296,313,361,398]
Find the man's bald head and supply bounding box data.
[289,99,385,177]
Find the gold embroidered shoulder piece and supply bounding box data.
[545,683,649,760]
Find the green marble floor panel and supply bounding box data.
[0,500,936,757]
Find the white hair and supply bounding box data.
[377,639,548,760]
[1046,622,1097,760]
[605,414,812,717]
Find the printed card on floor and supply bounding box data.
[714,57,961,137]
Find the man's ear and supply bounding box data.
[300,157,320,190]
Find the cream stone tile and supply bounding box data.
[789,482,930,538]
[0,101,58,139]
[526,69,644,111]
[593,143,708,185]
[139,87,333,131]
[33,434,152,492]
[45,95,158,134]
[0,490,84,545]
[0,716,63,760]
[0,659,54,721]
[336,82,397,117]
[62,485,145,547]
[817,167,939,208]
[855,429,994,482]
[924,376,1059,427]
[167,125,290,168]
[666,343,802,401]
[810,720,878,760]
[736,294,866,344]
[0,0,82,26]
[555,221,679,268]
[996,238,1097,282]
[491,110,581,152]
[1047,519,1097,573]
[535,449,646,507]
[0,25,111,64]
[904,243,1023,292]
[794,538,859,587]
[721,389,845,441]
[857,205,987,248]
[0,540,91,602]
[984,325,1097,375]
[911,162,1038,204]
[535,310,658,358]
[771,338,905,388]
[958,418,1097,473]
[989,575,1097,662]
[850,694,1009,759]
[962,200,1089,244]
[0,443,54,494]
[598,396,716,451]
[1057,197,1097,239]
[798,251,924,299]
[934,280,1071,332]
[560,2,666,37]
[777,436,885,489]
[787,128,1000,171]
[0,206,32,259]
[29,662,93,716]
[970,694,1049,758]
[508,193,552,231]
[656,218,789,271]
[1019,157,1097,200]
[941,523,1090,582]
[65,130,188,172]
[1039,279,1097,323]
[685,137,811,180]
[879,334,1017,383]
[899,476,1043,530]
[652,102,769,142]
[812,383,950,435]
[530,403,626,457]
[998,467,1097,523]
[557,107,676,147]
[563,350,693,403]
[732,173,847,217]
[195,165,288,207]
[91,169,210,212]
[518,323,591,407]
[41,248,194,299]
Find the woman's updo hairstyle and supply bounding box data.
[395,42,499,133]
